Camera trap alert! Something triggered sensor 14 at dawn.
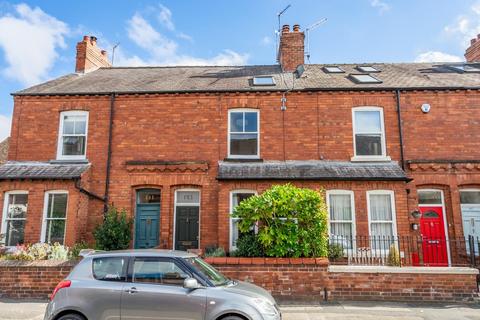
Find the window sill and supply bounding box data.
[223,158,263,162]
[350,156,391,162]
[50,159,89,164]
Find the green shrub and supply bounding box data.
[94,206,132,251]
[328,243,344,261]
[70,241,90,259]
[233,184,328,258]
[232,233,264,257]
[387,243,401,266]
[204,246,226,257]
[48,242,69,260]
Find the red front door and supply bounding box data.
[419,206,448,266]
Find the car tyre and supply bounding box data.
[220,316,244,320]
[57,314,86,320]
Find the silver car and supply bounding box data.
[44,250,281,320]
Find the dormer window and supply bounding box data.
[56,111,89,160]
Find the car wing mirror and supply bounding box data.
[183,277,201,290]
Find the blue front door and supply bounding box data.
[135,189,160,249]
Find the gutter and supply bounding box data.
[11,86,480,97]
[216,176,412,182]
[74,179,105,202]
[103,93,116,213]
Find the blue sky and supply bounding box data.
[0,0,479,140]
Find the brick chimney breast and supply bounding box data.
[75,35,111,73]
[278,24,305,72]
[465,34,480,62]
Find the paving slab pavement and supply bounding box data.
[0,300,479,320]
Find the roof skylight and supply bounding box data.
[357,66,379,73]
[323,66,344,73]
[349,74,382,84]
[252,76,276,86]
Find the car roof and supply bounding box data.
[86,249,198,259]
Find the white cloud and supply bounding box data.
[177,32,193,42]
[0,115,12,140]
[0,3,68,86]
[121,12,248,66]
[157,4,174,31]
[444,1,480,47]
[261,36,272,46]
[415,51,463,63]
[370,0,390,14]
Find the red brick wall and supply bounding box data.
[3,89,480,250]
[205,258,479,303]
[0,261,75,299]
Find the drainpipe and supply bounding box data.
[395,89,405,170]
[103,93,116,213]
[74,179,105,202]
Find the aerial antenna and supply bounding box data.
[276,4,291,62]
[305,18,327,63]
[111,43,120,66]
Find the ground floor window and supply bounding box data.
[460,189,480,253]
[327,190,355,249]
[1,191,28,246]
[230,190,256,251]
[367,190,396,238]
[41,191,68,244]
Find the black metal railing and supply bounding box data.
[328,235,480,267]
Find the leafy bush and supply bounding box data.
[70,241,90,259]
[3,243,71,261]
[233,184,328,258]
[49,242,70,260]
[232,234,265,257]
[204,246,226,257]
[328,243,344,260]
[94,206,132,251]
[387,243,401,266]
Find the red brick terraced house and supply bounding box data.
[1,27,480,266]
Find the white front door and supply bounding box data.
[460,190,480,254]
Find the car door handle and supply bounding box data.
[125,287,138,294]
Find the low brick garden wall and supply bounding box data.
[205,258,480,303]
[0,260,76,299]
[0,258,478,302]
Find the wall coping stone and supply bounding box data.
[0,260,77,267]
[328,265,480,275]
[205,257,329,266]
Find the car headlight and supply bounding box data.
[252,298,278,316]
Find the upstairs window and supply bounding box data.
[352,107,387,159]
[57,111,88,160]
[356,65,379,73]
[349,74,382,84]
[228,109,259,158]
[323,66,344,73]
[252,76,275,86]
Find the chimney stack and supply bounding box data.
[278,24,305,72]
[75,35,111,73]
[465,34,480,62]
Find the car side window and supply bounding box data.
[93,257,127,281]
[132,258,189,286]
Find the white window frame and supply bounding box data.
[227,108,260,159]
[229,189,257,251]
[367,190,398,239]
[40,190,69,244]
[1,190,29,247]
[172,188,201,250]
[56,110,89,161]
[418,189,451,264]
[351,107,390,162]
[326,190,356,247]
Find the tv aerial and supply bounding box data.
[305,18,327,62]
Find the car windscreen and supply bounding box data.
[184,257,229,286]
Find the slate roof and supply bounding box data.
[0,161,90,180]
[13,63,480,96]
[0,138,9,164]
[217,160,409,181]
